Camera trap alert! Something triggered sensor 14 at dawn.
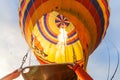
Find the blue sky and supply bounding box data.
[0,0,120,80]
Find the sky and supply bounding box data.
[0,0,120,80]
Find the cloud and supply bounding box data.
[0,0,18,25]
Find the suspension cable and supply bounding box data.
[104,40,111,80]
[19,49,31,69]
[107,39,119,80]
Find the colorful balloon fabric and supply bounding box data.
[19,0,110,69]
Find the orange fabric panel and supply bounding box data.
[33,36,44,51]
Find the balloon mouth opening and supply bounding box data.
[31,11,84,64]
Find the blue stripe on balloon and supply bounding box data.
[68,31,76,38]
[91,0,104,40]
[44,14,58,38]
[37,21,57,44]
[23,0,35,35]
[67,37,79,45]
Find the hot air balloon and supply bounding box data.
[18,0,110,79]
[1,0,110,80]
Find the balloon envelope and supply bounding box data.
[19,0,110,68]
